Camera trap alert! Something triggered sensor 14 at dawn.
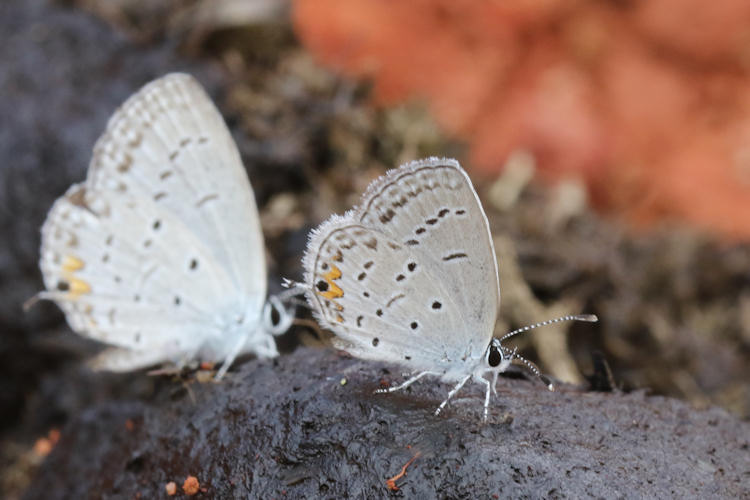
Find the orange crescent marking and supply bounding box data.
[318,264,344,300]
[69,278,91,296]
[62,255,85,272]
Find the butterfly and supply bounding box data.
[302,157,596,419]
[38,73,293,379]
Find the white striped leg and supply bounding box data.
[477,376,492,422]
[214,334,247,381]
[375,371,440,394]
[490,371,499,397]
[434,374,472,416]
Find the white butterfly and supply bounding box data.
[38,73,293,379]
[302,157,596,420]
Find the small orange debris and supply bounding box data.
[165,481,177,496]
[125,419,135,431]
[33,428,61,457]
[33,437,53,457]
[48,429,60,444]
[385,451,421,491]
[199,361,215,371]
[183,475,200,496]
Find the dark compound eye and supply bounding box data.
[269,303,281,326]
[488,344,502,367]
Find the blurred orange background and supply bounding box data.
[293,0,750,241]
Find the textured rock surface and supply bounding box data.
[24,347,750,498]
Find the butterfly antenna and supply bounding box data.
[281,277,306,293]
[510,351,555,391]
[22,294,42,312]
[277,282,307,301]
[499,314,598,343]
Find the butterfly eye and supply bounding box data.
[269,302,281,327]
[488,343,503,368]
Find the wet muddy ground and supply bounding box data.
[21,348,750,498]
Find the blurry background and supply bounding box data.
[1,0,749,496]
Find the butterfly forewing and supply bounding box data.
[86,73,266,298]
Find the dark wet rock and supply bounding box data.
[24,347,750,498]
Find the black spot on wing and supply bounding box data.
[442,252,468,261]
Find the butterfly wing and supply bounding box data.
[39,74,274,370]
[304,158,499,376]
[86,73,266,300]
[40,184,240,357]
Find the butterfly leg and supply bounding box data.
[476,375,492,422]
[215,334,248,381]
[375,371,440,394]
[490,371,499,396]
[434,374,472,416]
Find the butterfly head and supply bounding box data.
[485,339,513,374]
[480,338,553,391]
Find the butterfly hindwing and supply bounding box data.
[40,184,240,356]
[304,218,470,372]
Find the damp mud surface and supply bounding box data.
[22,348,750,498]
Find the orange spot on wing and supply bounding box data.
[318,264,344,299]
[69,278,91,296]
[62,255,85,272]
